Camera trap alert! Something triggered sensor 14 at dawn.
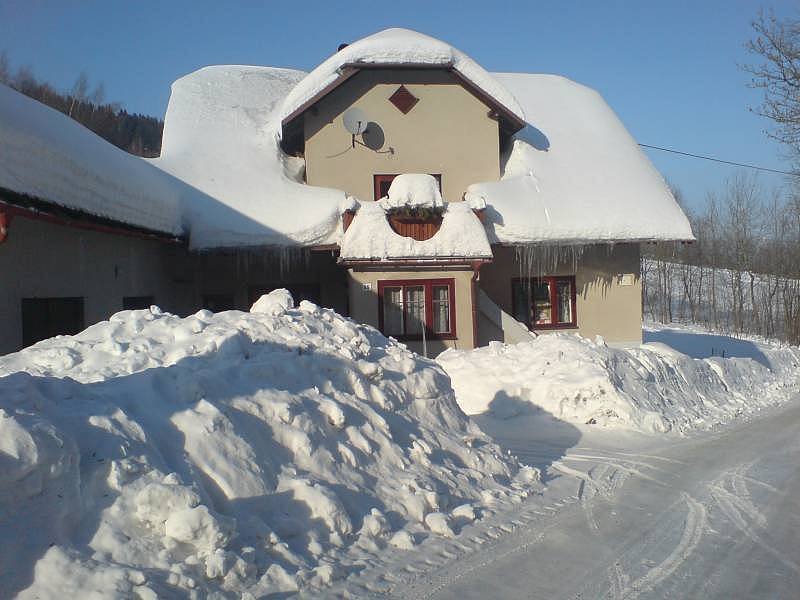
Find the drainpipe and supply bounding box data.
[471,261,481,348]
[0,209,11,244]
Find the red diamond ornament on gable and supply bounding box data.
[388,85,419,114]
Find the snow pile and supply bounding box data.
[0,84,183,235]
[279,28,525,125]
[465,74,694,244]
[340,201,492,261]
[438,324,800,434]
[378,173,444,209]
[0,291,536,598]
[153,66,346,249]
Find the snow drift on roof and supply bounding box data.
[153,66,347,249]
[466,74,694,244]
[379,173,444,209]
[0,84,183,235]
[279,28,525,126]
[340,201,492,261]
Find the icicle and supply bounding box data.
[514,243,587,280]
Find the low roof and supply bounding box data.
[465,74,694,244]
[279,28,526,133]
[0,83,183,235]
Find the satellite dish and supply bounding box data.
[343,107,369,135]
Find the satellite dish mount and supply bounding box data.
[342,108,394,154]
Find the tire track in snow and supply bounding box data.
[616,493,707,600]
[708,465,799,574]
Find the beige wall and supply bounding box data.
[304,69,500,202]
[479,244,643,344]
[347,267,476,355]
[0,217,349,355]
[0,216,198,354]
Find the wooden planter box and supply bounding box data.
[387,214,443,241]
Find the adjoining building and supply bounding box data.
[0,28,693,356]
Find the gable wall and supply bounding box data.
[303,69,500,202]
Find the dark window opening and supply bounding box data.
[202,294,235,312]
[378,278,456,340]
[21,297,85,347]
[373,174,442,201]
[512,276,577,329]
[122,296,154,310]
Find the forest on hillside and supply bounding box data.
[643,174,800,344]
[0,52,163,157]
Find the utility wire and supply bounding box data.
[638,143,798,176]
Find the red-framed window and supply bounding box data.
[373,174,442,201]
[512,276,577,329]
[378,278,456,340]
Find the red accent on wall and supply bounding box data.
[388,85,419,114]
[0,209,12,243]
[386,215,443,241]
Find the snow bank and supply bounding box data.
[379,173,443,208]
[0,291,536,598]
[438,325,800,433]
[465,74,694,244]
[279,28,525,125]
[340,201,492,261]
[0,84,183,235]
[153,66,346,249]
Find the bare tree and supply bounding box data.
[744,10,800,167]
[0,51,9,85]
[68,71,89,117]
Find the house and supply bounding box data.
[0,28,693,356]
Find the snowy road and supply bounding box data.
[349,400,800,599]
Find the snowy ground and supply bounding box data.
[344,399,800,598]
[331,325,800,598]
[2,303,798,598]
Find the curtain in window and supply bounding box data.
[556,280,572,324]
[432,285,450,333]
[533,281,552,325]
[404,286,425,335]
[383,287,404,335]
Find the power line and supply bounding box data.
[638,143,798,176]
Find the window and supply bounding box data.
[202,294,235,312]
[373,174,442,201]
[21,297,85,347]
[122,296,154,310]
[378,279,455,339]
[512,277,576,329]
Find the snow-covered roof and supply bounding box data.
[0,83,183,235]
[465,74,694,244]
[0,29,691,250]
[153,66,347,249]
[339,201,492,262]
[279,28,526,128]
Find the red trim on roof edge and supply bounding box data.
[281,63,525,134]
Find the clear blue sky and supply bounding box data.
[1,0,797,211]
